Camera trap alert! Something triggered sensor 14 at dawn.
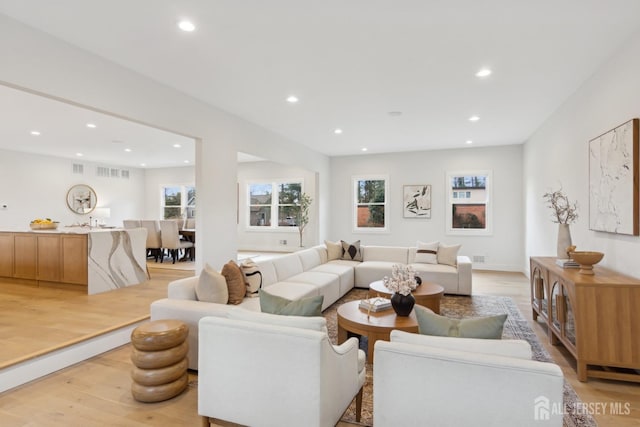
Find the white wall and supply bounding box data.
[0,149,144,228]
[0,15,331,269]
[330,145,524,271]
[524,29,640,278]
[237,161,318,252]
[143,166,195,220]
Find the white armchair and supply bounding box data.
[374,331,564,427]
[198,310,366,427]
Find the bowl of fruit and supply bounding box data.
[30,218,59,230]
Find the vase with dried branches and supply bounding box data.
[543,187,578,258]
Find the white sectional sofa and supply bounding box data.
[150,243,472,370]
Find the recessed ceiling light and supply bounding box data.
[469,115,480,122]
[76,152,83,157]
[388,111,402,117]
[183,160,190,164]
[178,20,196,32]
[361,148,368,152]
[30,130,40,136]
[466,140,473,144]
[173,144,182,148]
[86,123,96,128]
[334,128,343,134]
[124,148,132,152]
[475,68,492,78]
[286,95,299,103]
[140,163,146,167]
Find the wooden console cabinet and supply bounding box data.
[530,257,640,383]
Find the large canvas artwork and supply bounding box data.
[403,185,431,218]
[589,118,639,235]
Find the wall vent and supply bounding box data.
[96,166,110,177]
[121,170,130,179]
[473,255,486,263]
[72,163,84,174]
[110,168,120,178]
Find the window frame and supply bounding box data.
[161,184,196,220]
[445,170,492,236]
[245,179,304,231]
[352,174,390,233]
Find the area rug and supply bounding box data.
[325,289,597,427]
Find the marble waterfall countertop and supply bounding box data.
[88,228,148,295]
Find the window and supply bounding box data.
[446,171,492,235]
[353,175,389,232]
[247,181,302,228]
[162,185,196,219]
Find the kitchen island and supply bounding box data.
[0,227,147,295]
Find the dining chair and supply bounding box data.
[141,220,163,262]
[159,220,194,264]
[123,219,141,229]
[185,218,195,229]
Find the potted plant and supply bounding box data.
[296,193,313,247]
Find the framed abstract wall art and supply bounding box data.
[403,185,431,218]
[589,118,639,235]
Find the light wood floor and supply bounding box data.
[0,270,638,426]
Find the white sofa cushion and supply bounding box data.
[311,263,355,296]
[227,306,328,333]
[390,330,532,359]
[297,248,323,270]
[256,259,278,288]
[362,245,408,263]
[272,253,304,281]
[355,261,399,287]
[437,243,461,266]
[261,281,318,301]
[285,271,341,310]
[195,264,228,303]
[414,241,439,264]
[324,240,342,261]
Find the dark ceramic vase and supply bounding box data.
[391,292,415,316]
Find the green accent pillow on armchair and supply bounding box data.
[415,305,507,339]
[259,289,324,316]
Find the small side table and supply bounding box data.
[130,319,189,402]
[369,280,444,313]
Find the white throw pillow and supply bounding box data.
[325,240,342,261]
[240,259,262,293]
[227,307,328,334]
[437,243,461,267]
[195,263,229,303]
[415,240,439,264]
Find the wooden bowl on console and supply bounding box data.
[570,251,604,275]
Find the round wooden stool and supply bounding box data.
[130,319,189,402]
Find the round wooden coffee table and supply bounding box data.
[337,300,418,363]
[369,280,444,314]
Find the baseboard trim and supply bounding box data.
[0,319,147,394]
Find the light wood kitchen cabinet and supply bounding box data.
[61,234,88,284]
[531,257,640,383]
[37,234,61,282]
[0,233,13,277]
[13,234,37,279]
[0,231,88,287]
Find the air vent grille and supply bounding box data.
[121,170,130,179]
[72,163,84,174]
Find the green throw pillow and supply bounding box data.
[259,289,324,316]
[414,305,507,339]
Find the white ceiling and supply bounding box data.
[2,0,640,160]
